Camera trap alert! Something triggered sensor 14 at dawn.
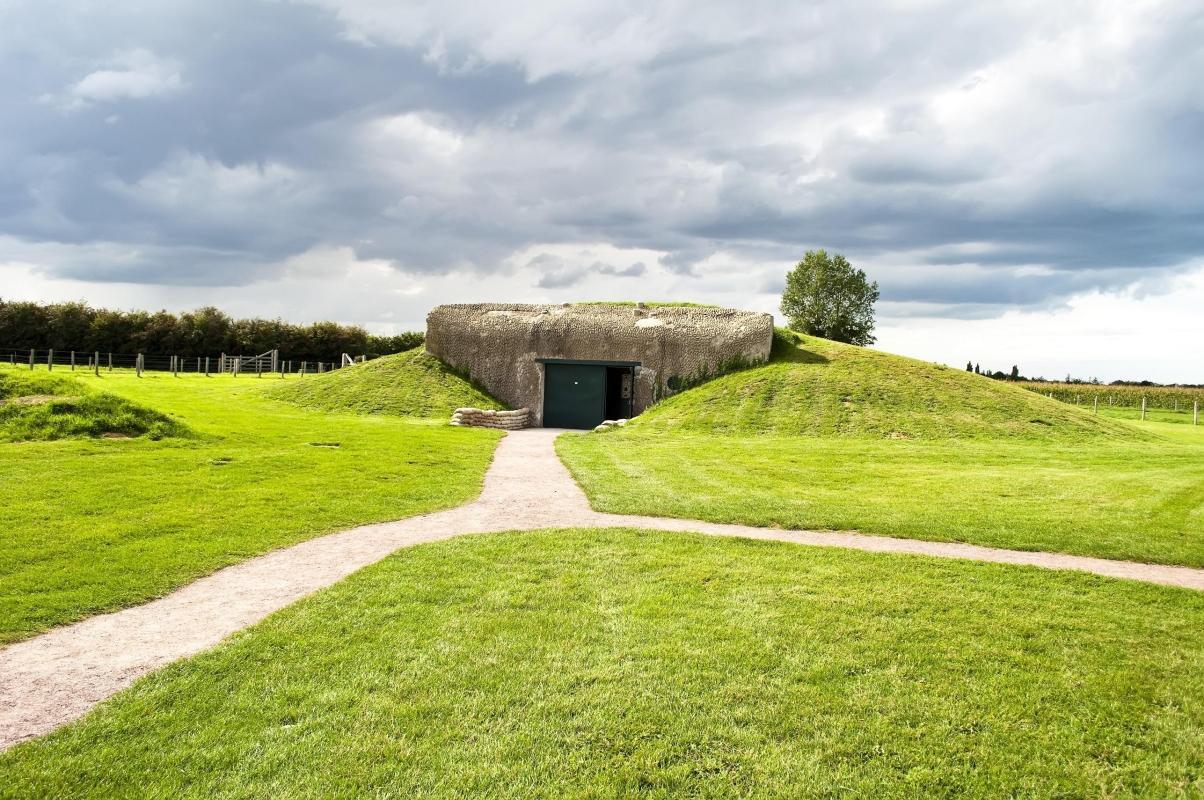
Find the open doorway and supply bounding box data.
[604,366,633,421]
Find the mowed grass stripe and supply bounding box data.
[1,529,1200,798]
[559,429,1204,568]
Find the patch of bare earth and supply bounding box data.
[3,395,59,406]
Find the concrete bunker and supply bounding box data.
[426,303,774,429]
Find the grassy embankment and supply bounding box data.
[2,529,1201,798]
[558,332,1204,567]
[0,359,501,645]
[266,348,504,417]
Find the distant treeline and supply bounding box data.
[0,300,423,361]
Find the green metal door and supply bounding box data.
[543,363,606,429]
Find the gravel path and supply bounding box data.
[3,428,1202,751]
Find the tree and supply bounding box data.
[1010,365,1019,381]
[966,361,973,372]
[779,250,879,346]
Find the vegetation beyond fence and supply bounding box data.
[0,299,422,362]
[0,348,345,376]
[1022,381,1201,424]
[1024,381,1204,409]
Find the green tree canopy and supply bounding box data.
[779,250,879,346]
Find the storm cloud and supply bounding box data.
[2,0,1203,316]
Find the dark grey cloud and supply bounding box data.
[2,0,1202,315]
[532,257,646,288]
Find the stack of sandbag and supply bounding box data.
[450,407,531,430]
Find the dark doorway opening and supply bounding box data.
[605,366,634,421]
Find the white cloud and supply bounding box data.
[876,263,1204,383]
[66,49,183,108]
[109,152,303,209]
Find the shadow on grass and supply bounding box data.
[771,328,830,364]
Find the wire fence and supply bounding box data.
[0,347,354,377]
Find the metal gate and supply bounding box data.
[543,363,606,429]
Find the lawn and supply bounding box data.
[557,419,1204,568]
[2,529,1201,798]
[0,365,501,645]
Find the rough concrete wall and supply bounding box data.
[426,303,773,425]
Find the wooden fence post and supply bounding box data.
[1195,401,1199,427]
[1093,396,1098,414]
[108,352,113,371]
[204,356,210,376]
[136,353,143,377]
[48,349,53,371]
[70,351,76,370]
[94,351,100,377]
[1141,396,1146,421]
[29,348,34,370]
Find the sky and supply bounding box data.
[1,0,1202,382]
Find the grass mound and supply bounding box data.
[3,530,1201,797]
[631,330,1143,440]
[266,348,504,418]
[0,371,186,442]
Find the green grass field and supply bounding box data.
[558,334,1204,567]
[267,348,504,417]
[3,529,1201,798]
[0,365,501,645]
[559,422,1204,567]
